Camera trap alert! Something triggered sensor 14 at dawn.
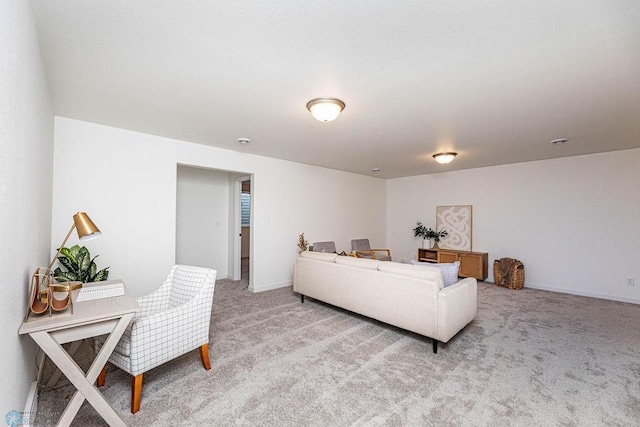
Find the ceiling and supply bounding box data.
[30,1,640,179]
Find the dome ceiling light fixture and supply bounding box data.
[306,97,346,122]
[432,152,458,164]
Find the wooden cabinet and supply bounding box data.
[417,248,438,263]
[417,248,488,280]
[457,252,488,280]
[438,250,459,264]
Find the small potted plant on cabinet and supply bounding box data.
[413,222,448,249]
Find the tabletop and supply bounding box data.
[19,283,139,335]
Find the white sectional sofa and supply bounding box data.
[293,251,477,352]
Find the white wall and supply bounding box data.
[176,166,230,278]
[387,149,640,303]
[0,0,54,416]
[52,118,387,295]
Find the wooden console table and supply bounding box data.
[19,284,139,427]
[418,248,488,280]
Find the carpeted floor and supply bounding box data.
[35,279,640,426]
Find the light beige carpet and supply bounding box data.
[35,280,640,426]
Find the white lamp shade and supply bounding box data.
[306,98,345,122]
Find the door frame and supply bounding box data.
[232,175,251,280]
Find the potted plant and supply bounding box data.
[413,222,448,249]
[297,233,309,254]
[54,244,110,283]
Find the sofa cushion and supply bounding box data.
[378,262,444,289]
[418,261,460,287]
[438,261,460,286]
[412,260,460,287]
[334,255,381,270]
[300,251,338,263]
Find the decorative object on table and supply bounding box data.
[493,258,525,289]
[49,211,103,289]
[436,205,473,251]
[95,265,217,413]
[46,212,102,274]
[25,212,103,320]
[297,233,309,253]
[26,267,53,320]
[76,280,125,302]
[413,222,448,249]
[25,267,75,320]
[53,245,110,284]
[430,227,448,249]
[351,239,392,261]
[49,279,75,315]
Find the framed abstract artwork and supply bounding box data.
[436,205,473,251]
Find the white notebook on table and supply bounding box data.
[77,279,125,302]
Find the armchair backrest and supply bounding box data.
[167,265,217,308]
[313,241,336,253]
[351,239,372,252]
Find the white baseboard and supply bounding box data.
[490,280,640,305]
[249,280,292,293]
[22,381,38,426]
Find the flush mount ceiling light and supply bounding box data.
[306,97,346,122]
[551,138,569,145]
[432,152,457,164]
[237,138,251,144]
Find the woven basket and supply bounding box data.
[493,259,525,290]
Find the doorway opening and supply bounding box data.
[176,165,252,285]
[232,175,252,282]
[240,179,251,281]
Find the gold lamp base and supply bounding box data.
[51,281,83,291]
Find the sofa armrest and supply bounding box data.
[436,277,478,343]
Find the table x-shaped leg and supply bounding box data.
[30,312,135,427]
[45,339,83,389]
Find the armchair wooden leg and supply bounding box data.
[97,365,107,387]
[200,343,211,370]
[131,374,143,414]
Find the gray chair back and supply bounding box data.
[314,241,337,253]
[351,239,371,252]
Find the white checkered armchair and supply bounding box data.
[96,265,217,413]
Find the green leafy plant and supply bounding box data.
[413,222,448,243]
[54,244,110,283]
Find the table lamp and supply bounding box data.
[26,212,102,319]
[46,211,102,273]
